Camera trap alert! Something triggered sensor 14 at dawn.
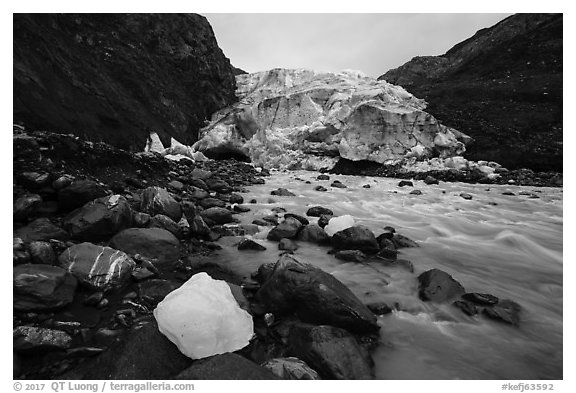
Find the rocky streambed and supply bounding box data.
[13,128,562,380]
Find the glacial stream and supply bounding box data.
[214,170,563,380]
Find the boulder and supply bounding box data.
[271,188,296,196]
[330,181,347,188]
[175,353,278,380]
[391,233,419,249]
[324,214,355,236]
[154,273,254,359]
[140,186,182,222]
[189,215,211,237]
[462,292,499,306]
[229,193,244,204]
[13,326,72,354]
[288,324,373,380]
[13,264,77,311]
[28,241,56,265]
[18,171,51,190]
[284,213,309,225]
[58,243,136,289]
[133,212,151,227]
[63,195,132,241]
[15,218,69,242]
[297,224,330,245]
[138,279,180,306]
[267,217,303,241]
[335,250,366,262]
[13,194,42,221]
[73,319,192,379]
[205,178,232,194]
[58,180,108,212]
[238,238,267,251]
[306,206,333,217]
[149,214,181,237]
[482,299,521,326]
[199,197,226,209]
[255,255,379,334]
[398,180,413,187]
[417,269,466,302]
[460,193,473,200]
[424,175,439,185]
[261,357,320,380]
[453,300,478,316]
[318,214,332,229]
[110,228,180,264]
[200,207,234,225]
[314,185,327,192]
[332,225,379,253]
[317,175,330,180]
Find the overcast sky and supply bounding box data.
[204,13,513,78]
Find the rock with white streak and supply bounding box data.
[193,68,470,170]
[154,272,254,359]
[58,243,136,289]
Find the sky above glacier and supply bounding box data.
[205,13,513,78]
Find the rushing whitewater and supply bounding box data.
[213,171,562,379]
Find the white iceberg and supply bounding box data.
[153,272,254,359]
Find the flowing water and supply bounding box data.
[215,170,563,380]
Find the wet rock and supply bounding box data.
[330,181,347,188]
[206,178,232,194]
[200,207,234,225]
[149,214,181,237]
[284,213,309,225]
[14,264,77,311]
[279,238,298,252]
[362,184,371,188]
[58,243,136,289]
[376,236,398,259]
[271,188,296,196]
[189,186,210,199]
[375,257,414,273]
[297,224,330,245]
[71,319,192,379]
[317,174,330,180]
[189,215,212,237]
[18,171,52,190]
[199,197,227,209]
[110,228,180,265]
[418,269,466,302]
[175,353,278,380]
[13,326,72,354]
[462,293,499,306]
[453,300,478,316]
[252,219,269,226]
[58,180,108,212]
[332,225,379,254]
[255,255,379,334]
[288,324,373,380]
[238,238,267,251]
[28,241,56,265]
[502,191,516,196]
[15,218,69,242]
[133,212,151,227]
[391,233,419,249]
[314,185,328,192]
[230,193,244,204]
[131,266,156,282]
[14,194,42,221]
[398,180,413,187]
[482,299,521,326]
[140,186,182,222]
[306,206,333,217]
[424,175,439,185]
[460,193,473,200]
[233,205,251,213]
[51,175,73,190]
[262,215,280,225]
[409,189,422,195]
[167,180,184,191]
[267,217,303,241]
[262,357,320,380]
[335,250,366,262]
[366,302,393,315]
[139,279,179,307]
[318,214,332,228]
[63,195,133,241]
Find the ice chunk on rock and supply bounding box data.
[153,273,254,359]
[324,215,355,236]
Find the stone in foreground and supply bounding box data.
[175,353,278,380]
[110,228,180,264]
[288,324,373,380]
[58,243,136,289]
[13,264,77,311]
[140,186,182,222]
[13,326,72,354]
[332,225,379,253]
[418,268,466,302]
[262,357,321,380]
[255,255,379,334]
[154,273,254,359]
